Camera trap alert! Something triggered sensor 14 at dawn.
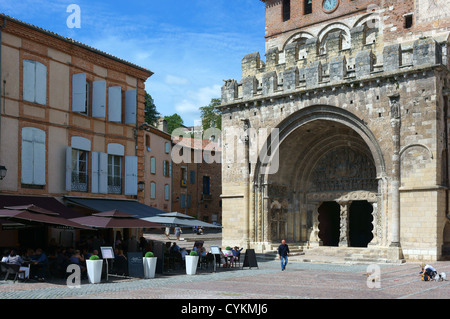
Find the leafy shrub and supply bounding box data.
[145,252,154,258]
[189,251,198,256]
[89,255,100,260]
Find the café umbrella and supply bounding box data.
[69,210,162,229]
[0,204,94,229]
[141,212,222,228]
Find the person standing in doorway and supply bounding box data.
[277,240,290,271]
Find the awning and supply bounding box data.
[64,197,166,219]
[0,195,84,219]
[0,205,93,230]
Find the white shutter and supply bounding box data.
[72,73,87,112]
[21,128,34,184]
[35,62,47,105]
[92,81,106,118]
[65,146,73,191]
[124,89,137,124]
[124,156,137,195]
[33,129,46,185]
[91,152,99,193]
[98,152,108,194]
[23,60,35,103]
[108,86,122,122]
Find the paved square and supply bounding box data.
[0,260,448,300]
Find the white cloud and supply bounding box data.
[165,75,189,85]
[174,84,221,123]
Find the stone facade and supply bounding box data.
[220,0,450,261]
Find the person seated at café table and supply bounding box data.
[5,249,30,280]
[31,248,48,281]
[69,249,86,275]
[223,247,234,268]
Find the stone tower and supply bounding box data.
[220,0,450,261]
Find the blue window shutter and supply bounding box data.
[33,129,46,185]
[180,194,186,209]
[21,128,34,184]
[124,89,137,124]
[65,146,72,191]
[150,182,156,199]
[98,152,108,194]
[91,152,99,193]
[92,81,106,118]
[23,60,35,103]
[150,157,156,174]
[72,73,86,112]
[108,86,122,122]
[124,156,137,195]
[165,184,169,200]
[187,195,191,208]
[35,62,47,105]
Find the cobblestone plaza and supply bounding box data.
[1,259,448,300]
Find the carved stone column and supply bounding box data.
[338,201,350,247]
[309,203,321,246]
[368,202,379,246]
[389,94,401,247]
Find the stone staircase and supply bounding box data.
[256,245,406,264]
[256,244,305,261]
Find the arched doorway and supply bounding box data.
[255,105,385,245]
[318,201,340,246]
[349,201,374,247]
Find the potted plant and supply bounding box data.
[143,251,157,279]
[185,251,199,275]
[86,255,103,284]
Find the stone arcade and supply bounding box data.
[220,0,450,262]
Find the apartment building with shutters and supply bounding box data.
[0,14,155,248]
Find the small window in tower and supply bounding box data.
[283,0,291,21]
[404,13,413,29]
[304,0,312,15]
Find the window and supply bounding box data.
[150,157,156,174]
[23,60,47,105]
[163,160,169,177]
[404,14,413,29]
[21,127,46,186]
[150,182,156,199]
[164,184,170,201]
[190,170,195,184]
[181,166,187,187]
[283,0,291,21]
[146,135,151,151]
[108,155,122,194]
[304,0,312,14]
[71,148,88,192]
[203,176,211,195]
[165,142,170,154]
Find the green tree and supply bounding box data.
[144,92,160,126]
[200,98,221,132]
[164,113,184,135]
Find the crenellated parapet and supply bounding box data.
[221,35,447,105]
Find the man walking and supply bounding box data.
[277,240,290,271]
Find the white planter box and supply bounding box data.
[185,255,199,275]
[86,259,103,284]
[143,257,157,279]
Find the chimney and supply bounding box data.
[158,117,168,133]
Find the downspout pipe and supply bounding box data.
[0,17,7,168]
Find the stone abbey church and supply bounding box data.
[220,0,450,262]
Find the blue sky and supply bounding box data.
[0,0,266,126]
